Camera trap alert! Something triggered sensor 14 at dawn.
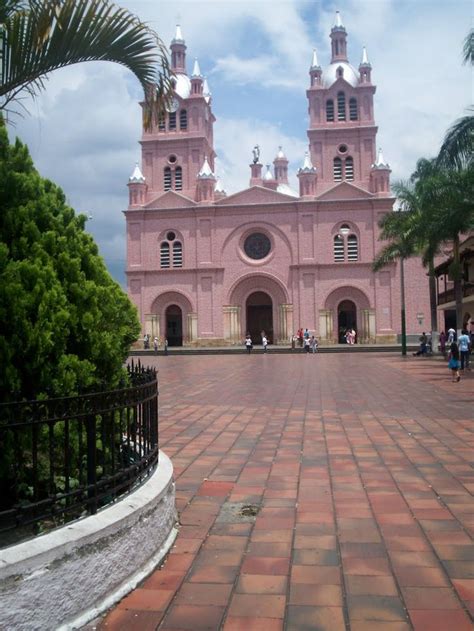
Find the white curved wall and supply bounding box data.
[0,451,177,631]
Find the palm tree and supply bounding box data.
[373,209,420,356]
[427,166,474,334]
[437,29,473,170]
[0,0,172,129]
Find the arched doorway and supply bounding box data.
[166,304,183,346]
[338,300,357,343]
[246,292,273,344]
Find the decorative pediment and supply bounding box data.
[216,185,297,206]
[144,190,196,209]
[316,181,372,201]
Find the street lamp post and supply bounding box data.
[400,256,407,356]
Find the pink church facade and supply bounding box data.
[125,15,431,346]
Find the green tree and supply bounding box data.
[373,208,420,355]
[0,121,140,401]
[0,0,171,128]
[437,30,473,171]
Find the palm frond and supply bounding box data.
[437,111,474,170]
[1,0,173,128]
[463,28,474,65]
[373,242,408,272]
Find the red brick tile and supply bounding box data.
[117,588,174,611]
[289,584,343,606]
[452,578,474,601]
[141,571,184,591]
[345,575,399,596]
[401,587,461,609]
[291,565,341,585]
[174,582,232,606]
[228,593,286,618]
[236,574,287,594]
[188,564,239,584]
[223,616,283,630]
[99,608,163,630]
[394,566,449,587]
[343,556,391,576]
[286,605,346,631]
[409,609,473,631]
[161,604,225,630]
[241,556,290,576]
[197,481,234,497]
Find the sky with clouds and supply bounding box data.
[7,0,472,285]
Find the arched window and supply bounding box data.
[175,166,183,191]
[349,98,358,121]
[173,241,183,267]
[347,234,358,261]
[337,92,346,121]
[169,112,177,130]
[345,157,354,181]
[334,235,345,262]
[164,167,172,191]
[160,242,170,268]
[326,99,335,122]
[333,157,342,181]
[179,109,187,130]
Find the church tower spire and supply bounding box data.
[330,11,348,63]
[170,24,186,74]
[305,15,387,195]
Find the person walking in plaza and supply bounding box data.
[413,332,428,356]
[153,336,159,352]
[245,333,253,354]
[262,335,268,353]
[447,327,456,344]
[448,341,461,382]
[439,330,446,356]
[310,335,318,353]
[297,328,304,347]
[458,329,471,371]
[304,336,311,353]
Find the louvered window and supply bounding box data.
[173,241,183,267]
[326,100,335,122]
[175,166,182,191]
[169,112,177,130]
[160,242,170,268]
[158,113,165,131]
[337,92,346,121]
[333,157,342,181]
[334,235,345,262]
[164,167,172,191]
[180,109,187,130]
[347,235,358,261]
[349,98,358,121]
[345,157,354,181]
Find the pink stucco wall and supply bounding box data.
[125,19,432,344]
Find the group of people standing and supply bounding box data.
[445,328,472,382]
[294,328,319,353]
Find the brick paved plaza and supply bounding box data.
[98,353,473,631]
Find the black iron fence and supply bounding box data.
[0,363,158,546]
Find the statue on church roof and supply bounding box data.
[252,145,260,164]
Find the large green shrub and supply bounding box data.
[0,122,140,401]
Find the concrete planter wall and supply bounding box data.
[0,451,177,631]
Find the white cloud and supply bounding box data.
[215,117,308,194]
[6,0,472,286]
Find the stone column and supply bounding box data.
[361,309,370,343]
[223,306,241,344]
[279,304,293,344]
[368,309,376,342]
[186,313,198,345]
[319,309,334,343]
[145,314,159,339]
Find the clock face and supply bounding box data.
[244,233,271,260]
[166,97,179,113]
